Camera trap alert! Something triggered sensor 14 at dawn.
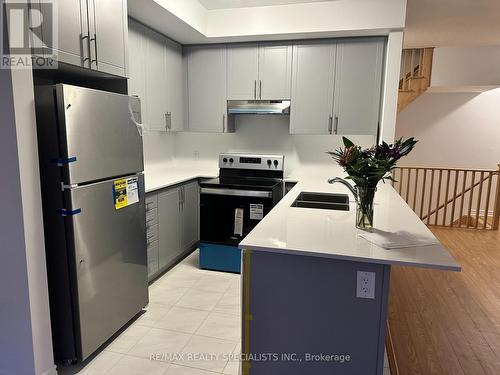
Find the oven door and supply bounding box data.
[200,187,274,246]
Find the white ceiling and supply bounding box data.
[404,0,500,47]
[198,0,334,10]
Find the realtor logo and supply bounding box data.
[1,0,58,69]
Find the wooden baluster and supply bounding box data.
[475,171,485,229]
[413,168,419,211]
[450,170,459,227]
[442,170,451,226]
[420,168,427,219]
[467,172,475,228]
[402,50,408,90]
[406,168,412,203]
[427,169,435,225]
[459,170,467,228]
[398,168,403,195]
[492,165,500,230]
[434,169,443,225]
[418,48,424,76]
[483,172,493,229]
[411,49,416,78]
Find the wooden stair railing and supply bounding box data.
[392,165,500,230]
[397,48,434,112]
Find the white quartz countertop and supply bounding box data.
[144,166,218,193]
[240,171,461,271]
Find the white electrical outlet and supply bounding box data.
[356,271,376,299]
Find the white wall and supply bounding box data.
[431,46,500,87]
[171,115,376,175]
[143,130,176,170]
[130,0,407,44]
[0,6,55,372]
[395,89,500,170]
[206,0,406,40]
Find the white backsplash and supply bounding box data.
[143,115,376,176]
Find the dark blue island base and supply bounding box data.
[241,249,391,375]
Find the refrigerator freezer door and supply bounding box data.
[66,173,148,361]
[56,84,144,185]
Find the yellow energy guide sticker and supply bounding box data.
[113,179,128,210]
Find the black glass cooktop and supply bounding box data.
[200,177,281,190]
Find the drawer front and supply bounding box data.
[146,208,158,225]
[147,240,159,277]
[146,194,158,210]
[146,223,158,243]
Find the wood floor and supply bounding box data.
[387,227,500,375]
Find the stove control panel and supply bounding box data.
[219,153,284,171]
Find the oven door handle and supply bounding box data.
[200,187,273,198]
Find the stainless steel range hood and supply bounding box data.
[227,100,291,115]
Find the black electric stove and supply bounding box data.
[199,153,285,273]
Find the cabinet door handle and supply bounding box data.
[334,115,339,134]
[165,112,171,130]
[328,115,333,134]
[254,80,257,100]
[90,33,98,67]
[259,80,262,99]
[80,34,90,65]
[222,114,226,132]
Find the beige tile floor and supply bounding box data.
[59,249,391,375]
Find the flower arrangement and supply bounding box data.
[327,137,417,229]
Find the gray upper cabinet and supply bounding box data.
[226,43,292,100]
[144,27,169,131]
[157,187,181,270]
[290,41,336,134]
[333,38,385,136]
[165,39,185,132]
[290,37,385,135]
[89,0,128,77]
[127,19,147,126]
[227,44,260,100]
[258,44,293,100]
[40,0,89,68]
[128,20,185,132]
[41,0,127,77]
[181,181,199,251]
[187,46,231,133]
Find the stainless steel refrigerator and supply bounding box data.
[35,84,148,363]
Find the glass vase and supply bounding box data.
[355,186,376,231]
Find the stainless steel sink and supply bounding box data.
[291,192,350,211]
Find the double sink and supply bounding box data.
[291,192,350,211]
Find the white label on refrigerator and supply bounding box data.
[234,208,244,236]
[126,177,139,205]
[250,204,264,220]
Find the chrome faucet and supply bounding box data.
[328,177,358,202]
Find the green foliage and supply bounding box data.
[327,137,418,188]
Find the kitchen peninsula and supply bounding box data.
[239,171,460,375]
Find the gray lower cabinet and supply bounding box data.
[158,187,181,270]
[145,180,199,280]
[181,181,200,250]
